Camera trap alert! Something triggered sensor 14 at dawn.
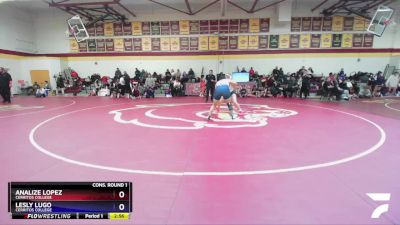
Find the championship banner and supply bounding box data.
[151,21,161,35]
[229,19,239,33]
[113,22,123,36]
[229,36,238,49]
[299,34,311,48]
[170,21,180,35]
[189,37,199,51]
[96,39,105,52]
[353,16,365,31]
[95,23,104,36]
[78,41,87,52]
[180,37,189,51]
[179,20,190,35]
[301,17,312,31]
[105,38,114,51]
[199,36,209,51]
[269,35,279,48]
[342,33,353,48]
[189,20,200,34]
[258,35,268,49]
[124,38,133,51]
[160,37,170,51]
[114,38,124,51]
[279,34,290,48]
[87,39,96,52]
[239,19,249,33]
[209,36,219,50]
[249,18,260,33]
[87,25,96,36]
[248,35,259,49]
[343,17,354,31]
[151,38,161,51]
[209,20,219,33]
[311,34,321,48]
[218,36,228,50]
[322,17,332,31]
[363,34,374,47]
[142,22,151,35]
[238,36,248,49]
[132,21,142,35]
[332,34,342,48]
[320,34,332,48]
[104,22,114,36]
[133,38,142,51]
[142,37,151,51]
[170,37,180,51]
[69,39,79,52]
[291,17,301,32]
[200,20,209,34]
[290,34,300,48]
[219,19,229,33]
[332,16,344,31]
[312,17,322,31]
[352,34,363,47]
[123,22,132,35]
[160,21,170,35]
[260,18,270,32]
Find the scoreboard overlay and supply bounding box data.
[8,182,132,220]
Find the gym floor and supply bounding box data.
[1,96,399,224]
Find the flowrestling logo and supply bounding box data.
[109,103,298,130]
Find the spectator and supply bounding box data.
[56,74,65,95]
[115,68,122,78]
[188,68,195,82]
[385,72,399,95]
[283,76,298,98]
[165,69,172,83]
[249,67,255,77]
[272,66,279,76]
[300,73,312,99]
[0,67,12,103]
[199,75,206,97]
[241,67,247,72]
[373,71,385,97]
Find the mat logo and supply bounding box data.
[366,193,391,219]
[109,103,298,130]
[0,105,44,112]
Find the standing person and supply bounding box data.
[56,74,65,95]
[300,73,312,99]
[123,71,131,98]
[0,67,12,103]
[205,70,216,102]
[199,75,206,97]
[386,72,400,95]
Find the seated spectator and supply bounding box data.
[35,87,46,98]
[145,86,155,98]
[283,76,298,98]
[33,82,40,94]
[339,79,350,100]
[172,78,182,97]
[241,67,247,72]
[373,71,385,97]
